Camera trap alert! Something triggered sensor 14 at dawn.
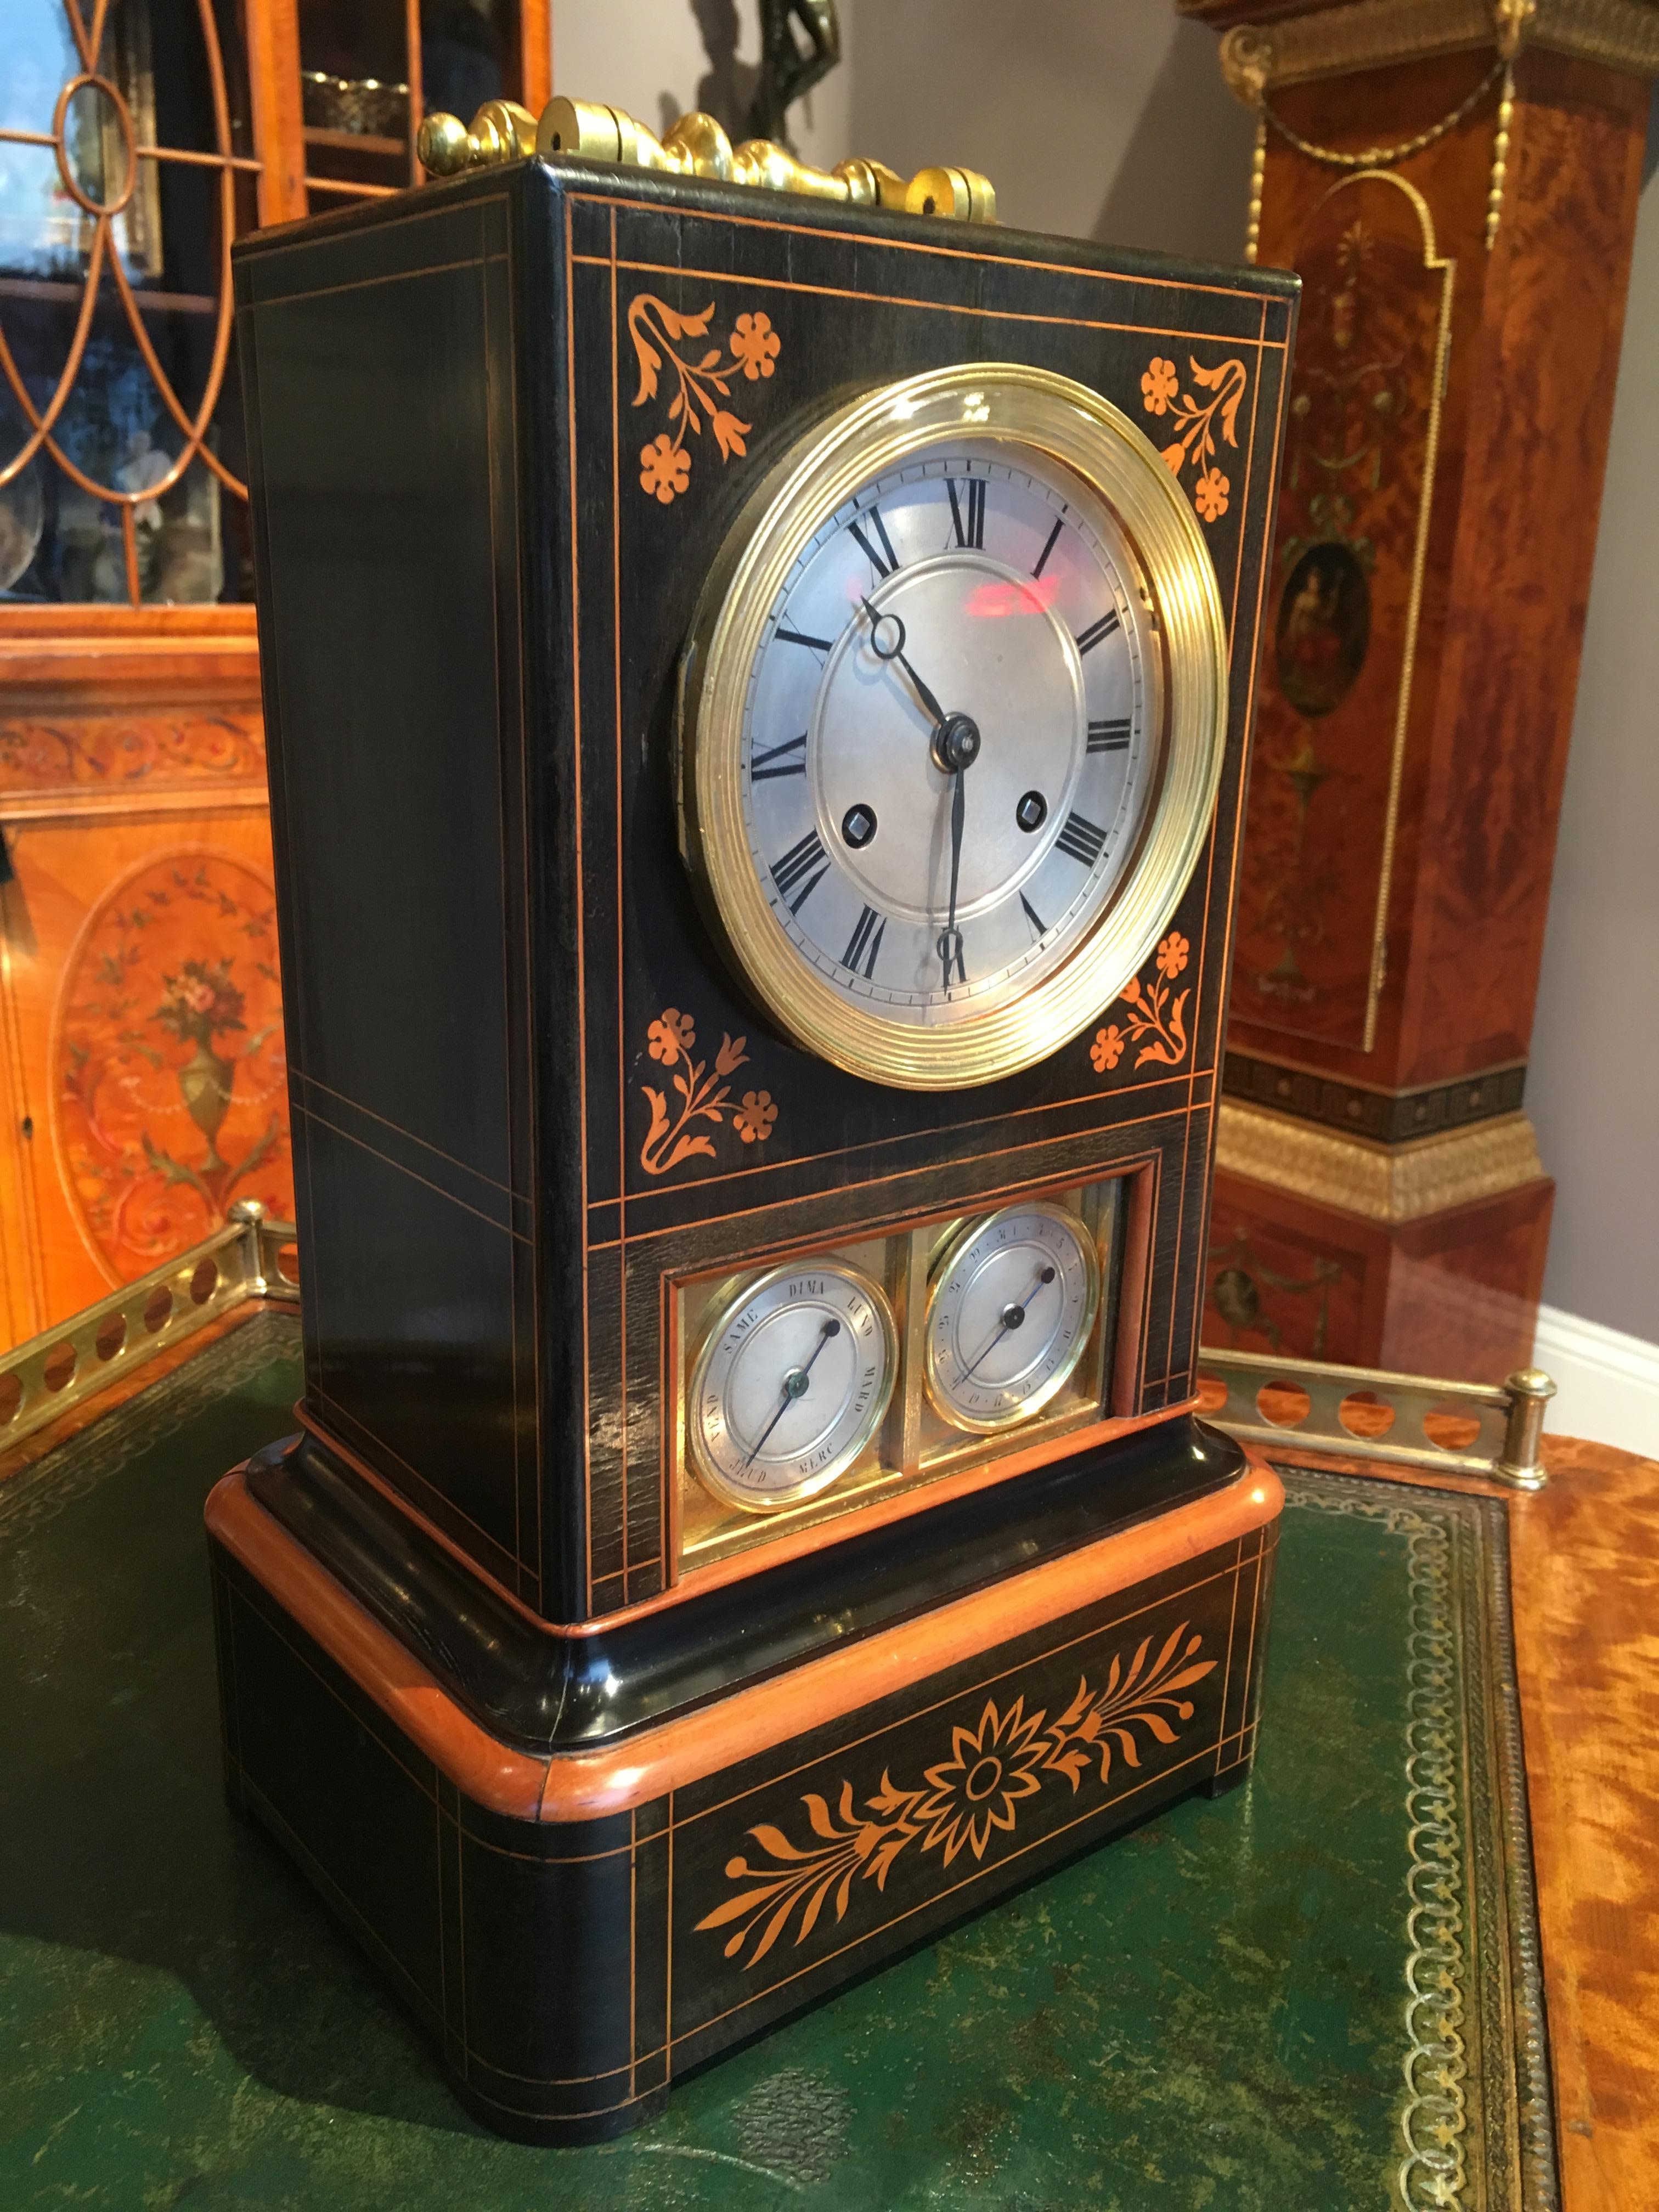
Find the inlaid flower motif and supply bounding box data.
[1141,356,1179,414]
[1091,1024,1125,1073]
[734,1090,777,1144]
[640,433,691,505]
[1141,352,1248,527]
[1091,951,1191,1077]
[917,1698,1049,1867]
[640,1009,776,1177]
[1194,467,1231,522]
[648,1007,696,1064]
[731,311,780,380]
[629,295,774,506]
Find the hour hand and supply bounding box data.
[860,596,949,729]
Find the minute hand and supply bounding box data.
[940,763,966,988]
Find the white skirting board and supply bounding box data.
[1533,1304,1659,1460]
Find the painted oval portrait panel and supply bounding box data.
[1275,543,1371,720]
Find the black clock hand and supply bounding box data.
[940,761,966,988]
[959,1265,1057,1384]
[856,597,981,979]
[741,1317,840,1471]
[860,595,949,730]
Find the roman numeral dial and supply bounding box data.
[1055,811,1108,867]
[947,477,985,550]
[843,906,887,979]
[752,733,807,781]
[1075,611,1121,656]
[721,416,1167,1059]
[770,830,829,912]
[847,505,899,578]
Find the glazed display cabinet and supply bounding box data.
[0,2,550,1344]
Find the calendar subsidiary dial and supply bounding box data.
[679,363,1229,1090]
[687,1260,898,1511]
[924,1201,1101,1434]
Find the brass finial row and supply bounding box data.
[416,97,996,224]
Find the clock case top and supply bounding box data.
[235,156,1297,1635]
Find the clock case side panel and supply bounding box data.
[234,184,555,1611]
[513,161,602,1621]
[1161,310,1300,1400]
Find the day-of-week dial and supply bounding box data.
[924,1200,1101,1434]
[740,435,1156,1031]
[688,1260,898,1512]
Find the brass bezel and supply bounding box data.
[922,1198,1102,1435]
[685,1256,900,1514]
[678,363,1229,1091]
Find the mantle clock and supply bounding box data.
[1181,0,1658,1375]
[205,98,1296,2141]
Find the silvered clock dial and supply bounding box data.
[925,1201,1101,1434]
[687,1260,898,1512]
[741,437,1153,1031]
[680,364,1228,1089]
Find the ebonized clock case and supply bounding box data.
[207,154,1298,2144]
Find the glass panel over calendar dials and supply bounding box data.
[674,1173,1129,1572]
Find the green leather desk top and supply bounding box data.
[0,1311,1553,2210]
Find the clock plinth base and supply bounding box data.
[206,1449,1280,2145]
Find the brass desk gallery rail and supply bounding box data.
[0,1202,298,1456]
[1197,1346,1556,1491]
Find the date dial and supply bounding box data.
[924,1201,1101,1434]
[688,1260,898,1512]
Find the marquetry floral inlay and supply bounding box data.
[629,295,782,505]
[1091,932,1193,1078]
[640,1005,777,1177]
[696,1623,1215,1970]
[1141,353,1248,525]
[56,855,291,1282]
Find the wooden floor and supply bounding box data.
[1511,1436,1659,2212]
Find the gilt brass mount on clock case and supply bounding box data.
[207,96,1297,2143]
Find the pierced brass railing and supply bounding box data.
[0,1201,297,1457]
[0,1215,1556,1495]
[1198,1346,1556,1491]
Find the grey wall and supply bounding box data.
[552,0,853,167]
[843,0,1254,260]
[551,0,1655,1346]
[1527,113,1659,1345]
[551,0,1254,260]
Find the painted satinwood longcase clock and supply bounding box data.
[205,93,1297,2142]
